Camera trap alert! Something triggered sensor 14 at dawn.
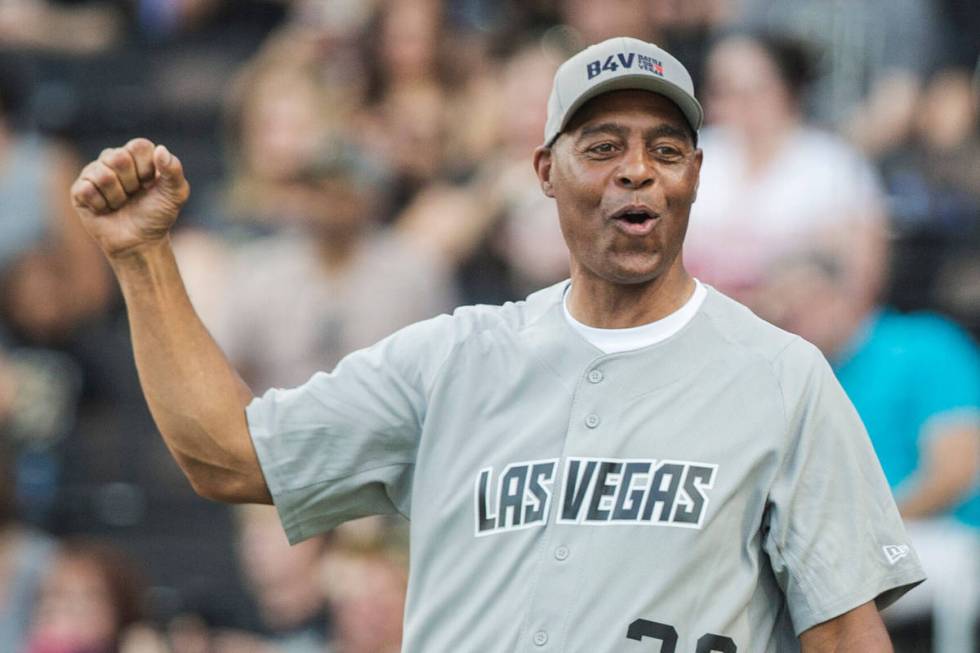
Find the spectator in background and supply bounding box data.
[684,31,887,313]
[232,504,334,653]
[262,0,377,105]
[559,0,654,43]
[877,68,980,335]
[398,39,570,304]
[211,52,348,238]
[0,0,122,54]
[359,0,452,211]
[560,0,731,89]
[24,538,148,653]
[645,0,733,90]
[878,69,980,232]
[203,140,457,393]
[481,41,571,296]
[733,0,945,156]
[320,535,407,653]
[761,253,980,653]
[0,63,110,346]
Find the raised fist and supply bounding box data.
[71,138,190,258]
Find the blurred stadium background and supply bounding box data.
[0,1,977,652]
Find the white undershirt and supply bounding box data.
[562,280,707,354]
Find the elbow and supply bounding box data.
[187,474,232,503]
[181,459,272,505]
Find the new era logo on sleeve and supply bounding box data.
[882,544,911,565]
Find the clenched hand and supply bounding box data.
[71,138,190,258]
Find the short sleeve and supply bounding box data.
[246,313,456,544]
[763,339,926,635]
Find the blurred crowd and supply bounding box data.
[0,0,978,652]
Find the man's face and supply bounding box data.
[534,90,702,286]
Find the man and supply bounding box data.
[71,38,924,652]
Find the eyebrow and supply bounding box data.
[576,122,693,145]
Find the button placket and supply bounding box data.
[521,360,610,651]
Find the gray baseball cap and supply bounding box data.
[544,36,703,146]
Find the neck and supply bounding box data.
[567,264,695,329]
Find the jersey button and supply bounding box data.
[587,369,603,384]
[585,414,600,429]
[554,545,570,561]
[533,630,549,646]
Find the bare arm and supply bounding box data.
[899,423,980,519]
[71,138,270,504]
[799,601,892,653]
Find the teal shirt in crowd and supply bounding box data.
[833,310,980,528]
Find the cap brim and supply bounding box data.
[549,74,703,146]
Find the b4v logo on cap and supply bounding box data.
[587,53,665,80]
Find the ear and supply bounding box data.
[532,145,555,198]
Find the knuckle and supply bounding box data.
[81,160,100,177]
[91,166,116,187]
[108,148,131,168]
[70,180,87,200]
[126,137,153,151]
[75,182,103,208]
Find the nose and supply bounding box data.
[615,148,655,190]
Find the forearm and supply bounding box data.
[111,237,269,503]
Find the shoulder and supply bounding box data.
[376,280,567,369]
[430,281,566,342]
[696,286,831,402]
[697,286,803,362]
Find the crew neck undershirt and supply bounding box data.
[562,280,707,354]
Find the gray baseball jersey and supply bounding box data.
[247,281,925,652]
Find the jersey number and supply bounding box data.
[627,619,737,652]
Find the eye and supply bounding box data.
[586,142,618,156]
[652,144,683,160]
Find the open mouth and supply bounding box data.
[610,206,659,234]
[619,211,654,224]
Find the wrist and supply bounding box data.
[107,236,181,295]
[107,235,173,269]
